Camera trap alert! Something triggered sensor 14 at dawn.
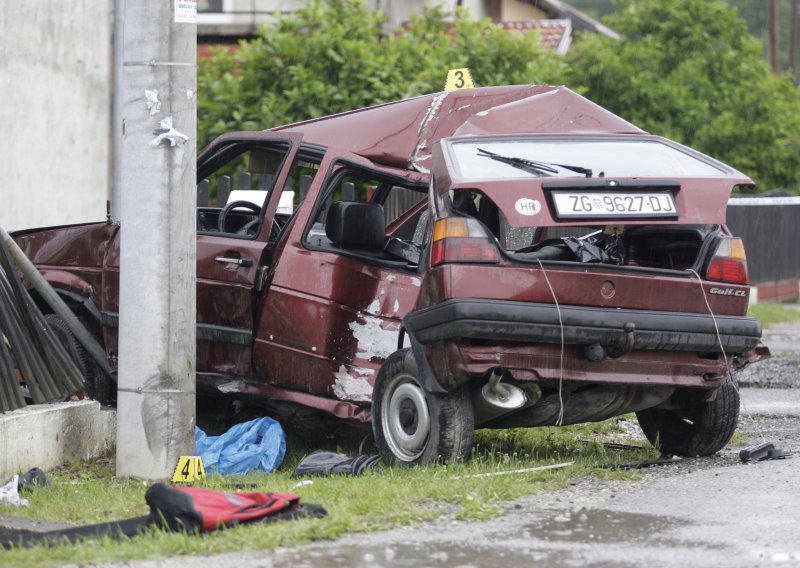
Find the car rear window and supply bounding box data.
[447,137,727,180]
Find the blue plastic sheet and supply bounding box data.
[195,417,286,475]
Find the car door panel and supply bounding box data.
[253,152,428,401]
[194,132,302,378]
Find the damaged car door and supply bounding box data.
[250,154,429,420]
[194,132,303,380]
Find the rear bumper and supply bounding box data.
[404,299,762,354]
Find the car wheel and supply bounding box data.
[372,348,474,466]
[636,373,739,457]
[45,314,113,405]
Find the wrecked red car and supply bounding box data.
[13,85,763,464]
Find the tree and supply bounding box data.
[726,0,799,76]
[197,1,566,149]
[569,1,800,80]
[565,0,800,191]
[565,0,616,21]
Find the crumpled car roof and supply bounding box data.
[272,85,644,173]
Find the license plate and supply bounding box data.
[551,191,678,219]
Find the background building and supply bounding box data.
[197,0,617,53]
[0,2,112,232]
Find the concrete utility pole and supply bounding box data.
[115,0,197,479]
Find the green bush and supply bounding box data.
[198,0,565,149]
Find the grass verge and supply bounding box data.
[0,418,657,567]
[748,303,800,327]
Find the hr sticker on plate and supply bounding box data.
[515,198,542,216]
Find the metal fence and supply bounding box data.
[727,197,800,285]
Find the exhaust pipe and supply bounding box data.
[472,368,537,426]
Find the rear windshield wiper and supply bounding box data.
[477,148,593,178]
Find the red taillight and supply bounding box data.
[707,258,748,282]
[706,237,749,284]
[431,218,500,265]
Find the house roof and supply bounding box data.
[273,85,643,173]
[496,18,572,54]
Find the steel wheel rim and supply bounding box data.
[382,373,430,462]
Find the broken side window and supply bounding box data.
[197,143,291,236]
[304,168,427,268]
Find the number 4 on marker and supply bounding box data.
[172,456,206,483]
[445,68,475,91]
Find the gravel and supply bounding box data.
[736,313,800,389]
[738,355,800,389]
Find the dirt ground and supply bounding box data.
[83,317,800,568]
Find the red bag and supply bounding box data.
[145,483,302,533]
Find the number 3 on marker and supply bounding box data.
[445,68,475,91]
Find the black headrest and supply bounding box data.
[325,201,385,249]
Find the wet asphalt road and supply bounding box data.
[85,317,800,568]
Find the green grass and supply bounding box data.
[0,418,656,567]
[748,303,800,327]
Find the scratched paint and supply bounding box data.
[349,314,400,360]
[365,299,381,316]
[411,91,449,172]
[332,365,374,402]
[412,146,431,174]
[417,92,448,136]
[217,379,245,393]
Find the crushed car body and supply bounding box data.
[12,85,762,464]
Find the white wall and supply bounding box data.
[372,0,456,31]
[0,1,112,231]
[501,0,546,21]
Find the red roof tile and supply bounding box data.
[495,19,571,52]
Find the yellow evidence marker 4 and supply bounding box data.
[172,456,206,483]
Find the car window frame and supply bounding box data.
[196,132,303,242]
[301,159,429,272]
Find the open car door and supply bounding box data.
[194,132,303,381]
